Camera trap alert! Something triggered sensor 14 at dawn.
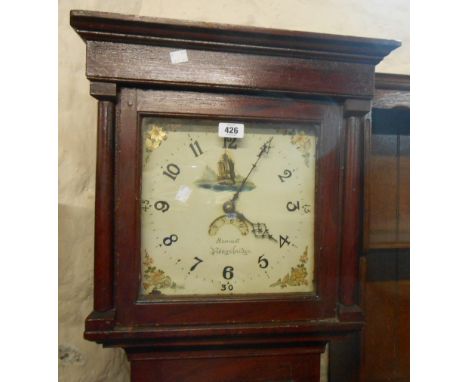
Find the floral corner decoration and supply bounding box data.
[144,125,167,164]
[270,246,309,288]
[142,250,178,295]
[291,132,313,167]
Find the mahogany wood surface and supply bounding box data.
[361,277,410,382]
[86,40,375,99]
[330,76,410,382]
[128,346,324,382]
[114,88,342,327]
[374,73,410,91]
[71,10,399,65]
[70,10,401,382]
[340,114,365,309]
[359,75,410,382]
[92,94,116,312]
[373,73,410,110]
[367,108,410,249]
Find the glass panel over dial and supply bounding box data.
[140,117,317,298]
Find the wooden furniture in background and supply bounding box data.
[70,11,400,381]
[361,73,410,382]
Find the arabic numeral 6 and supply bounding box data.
[222,266,234,280]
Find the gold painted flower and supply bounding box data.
[299,246,308,264]
[291,132,312,167]
[291,132,312,151]
[145,126,167,152]
[270,247,309,288]
[142,251,177,295]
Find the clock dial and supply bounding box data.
[140,117,317,297]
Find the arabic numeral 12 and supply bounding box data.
[223,137,237,149]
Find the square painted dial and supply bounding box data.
[140,117,317,297]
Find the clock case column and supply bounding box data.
[338,99,371,322]
[86,81,117,331]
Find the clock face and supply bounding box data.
[140,117,317,297]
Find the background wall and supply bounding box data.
[58,1,409,381]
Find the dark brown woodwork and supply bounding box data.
[361,258,410,382]
[375,73,410,91]
[128,345,325,382]
[360,74,410,382]
[338,100,369,320]
[114,88,342,328]
[373,73,410,110]
[71,10,399,65]
[90,81,117,100]
[91,82,116,312]
[70,10,400,382]
[86,40,375,99]
[367,108,410,249]
[71,10,399,100]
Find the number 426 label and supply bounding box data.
[218,122,244,138]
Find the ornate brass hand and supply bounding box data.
[209,137,276,241]
[223,137,273,214]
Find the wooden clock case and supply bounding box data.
[70,10,400,382]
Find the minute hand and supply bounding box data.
[231,137,273,203]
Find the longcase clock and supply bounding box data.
[70,10,400,382]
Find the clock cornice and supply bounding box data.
[70,10,400,65]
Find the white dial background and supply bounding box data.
[140,117,317,297]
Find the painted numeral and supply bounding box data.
[163,234,178,246]
[278,169,292,182]
[279,235,291,248]
[223,137,237,149]
[258,255,269,269]
[223,266,234,280]
[141,199,151,211]
[163,163,180,181]
[154,200,170,213]
[190,256,204,271]
[286,201,300,212]
[189,140,203,157]
[221,283,234,291]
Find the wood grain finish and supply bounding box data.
[128,346,324,382]
[113,88,342,327]
[71,10,400,65]
[375,73,410,91]
[373,73,410,110]
[339,101,369,318]
[367,108,410,248]
[339,111,362,305]
[71,10,400,99]
[86,40,375,98]
[360,77,410,382]
[361,279,410,382]
[70,11,402,382]
[92,97,115,312]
